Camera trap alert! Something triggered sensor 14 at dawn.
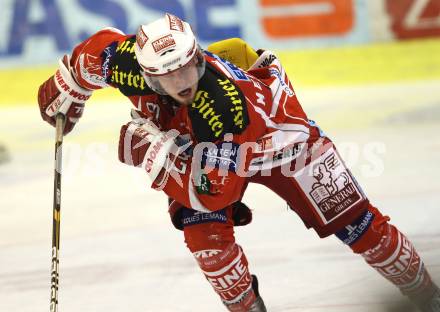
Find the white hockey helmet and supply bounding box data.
[134,13,205,95]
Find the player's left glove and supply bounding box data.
[168,200,253,231]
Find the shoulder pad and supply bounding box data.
[204,51,250,82]
[189,62,250,142]
[109,36,154,96]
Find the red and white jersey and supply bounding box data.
[66,28,323,212]
[156,51,324,212]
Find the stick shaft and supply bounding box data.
[50,114,65,312]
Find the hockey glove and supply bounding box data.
[118,109,191,184]
[38,55,93,135]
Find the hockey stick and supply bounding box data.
[50,114,65,312]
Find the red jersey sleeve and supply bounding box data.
[69,27,130,90]
[68,28,177,129]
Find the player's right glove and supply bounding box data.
[118,109,191,185]
[168,200,253,231]
[38,55,93,135]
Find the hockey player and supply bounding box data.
[37,15,259,311]
[37,13,439,312]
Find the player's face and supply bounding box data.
[156,59,199,106]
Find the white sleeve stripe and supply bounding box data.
[102,27,125,35]
[123,124,138,166]
[251,101,311,134]
[270,79,282,117]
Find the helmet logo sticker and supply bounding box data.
[167,13,184,32]
[163,57,181,68]
[136,27,149,49]
[152,34,176,53]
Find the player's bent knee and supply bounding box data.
[182,207,235,252]
[335,204,390,254]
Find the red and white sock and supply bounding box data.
[361,223,433,297]
[194,243,256,312]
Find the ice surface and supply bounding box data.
[0,80,439,311]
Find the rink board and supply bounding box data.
[1,78,439,311]
[1,38,440,106]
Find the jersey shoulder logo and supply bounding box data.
[258,54,277,68]
[109,36,154,96]
[204,51,249,81]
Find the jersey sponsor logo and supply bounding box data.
[335,210,375,245]
[309,154,360,217]
[210,176,231,186]
[250,143,303,169]
[136,26,149,49]
[167,13,184,32]
[192,90,224,137]
[195,173,214,194]
[258,54,277,68]
[181,208,228,227]
[256,136,273,151]
[217,78,246,130]
[190,63,249,141]
[101,42,117,80]
[205,51,249,81]
[152,34,176,53]
[111,38,151,94]
[201,142,240,173]
[111,65,147,90]
[78,53,108,88]
[116,38,136,58]
[295,147,365,225]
